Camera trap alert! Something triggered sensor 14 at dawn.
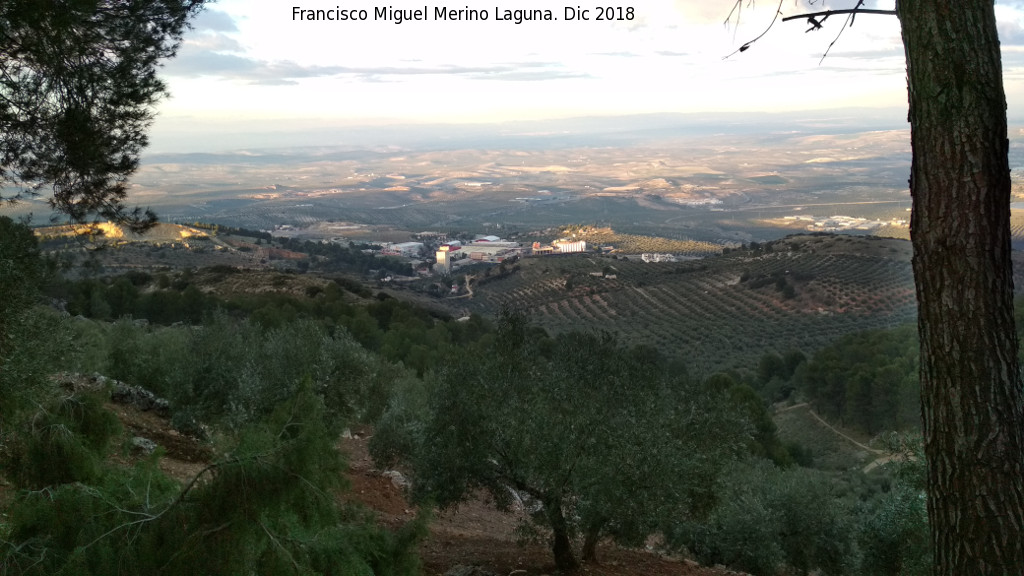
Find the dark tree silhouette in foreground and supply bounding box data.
[729,1,1024,573]
[0,1,206,230]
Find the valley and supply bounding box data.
[8,117,1024,576]
[97,118,931,245]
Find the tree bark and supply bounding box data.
[896,1,1024,573]
[545,495,580,572]
[581,518,606,563]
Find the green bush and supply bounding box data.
[2,389,121,489]
[857,486,930,576]
[103,318,190,397]
[857,433,930,576]
[672,460,856,576]
[369,376,430,468]
[0,218,66,424]
[0,307,76,421]
[1,382,426,576]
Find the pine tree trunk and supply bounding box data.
[896,1,1024,573]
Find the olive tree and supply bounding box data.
[374,313,749,571]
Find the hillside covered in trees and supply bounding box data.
[0,215,947,575]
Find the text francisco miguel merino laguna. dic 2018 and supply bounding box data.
[291,5,635,25]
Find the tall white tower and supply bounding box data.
[435,248,452,274]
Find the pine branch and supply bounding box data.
[725,2,896,58]
[77,451,275,551]
[782,2,895,64]
[780,9,896,22]
[260,520,304,574]
[723,0,785,59]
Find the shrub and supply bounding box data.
[1,382,426,576]
[672,460,856,576]
[2,389,121,489]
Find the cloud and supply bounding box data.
[821,48,904,61]
[465,68,592,81]
[348,63,587,83]
[192,9,239,32]
[593,51,644,58]
[162,45,584,85]
[185,31,244,52]
[999,16,1024,46]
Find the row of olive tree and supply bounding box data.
[54,268,493,377]
[74,313,416,431]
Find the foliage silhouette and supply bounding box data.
[0,1,206,229]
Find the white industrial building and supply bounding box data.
[553,240,587,253]
[462,241,522,261]
[385,242,425,257]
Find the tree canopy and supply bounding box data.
[0,1,205,230]
[373,312,749,571]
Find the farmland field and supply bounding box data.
[428,234,919,373]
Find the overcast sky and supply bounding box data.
[148,0,1024,151]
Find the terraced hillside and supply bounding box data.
[447,234,917,373]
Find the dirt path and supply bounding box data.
[448,273,476,299]
[804,409,883,455]
[777,403,890,472]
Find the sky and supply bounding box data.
[148,0,1024,152]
